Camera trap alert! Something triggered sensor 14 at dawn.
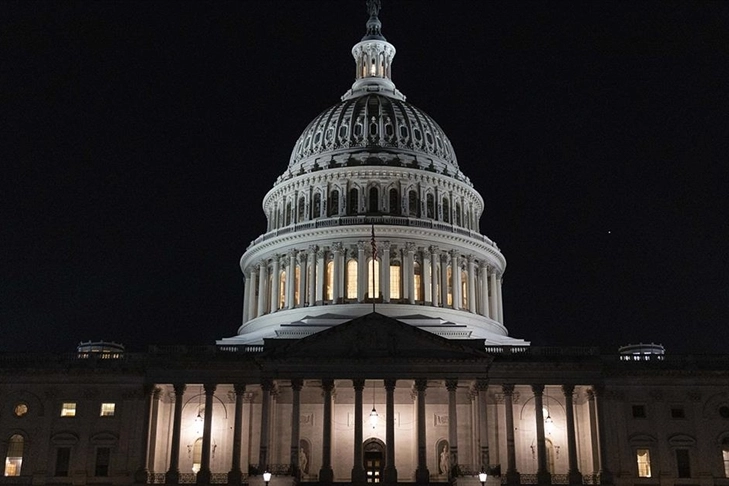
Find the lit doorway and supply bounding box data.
[364,439,385,483]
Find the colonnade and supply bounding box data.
[242,244,504,325]
[136,381,611,485]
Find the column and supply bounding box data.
[532,385,550,486]
[165,383,186,484]
[562,385,582,485]
[489,272,497,321]
[352,380,366,484]
[316,248,325,304]
[357,241,366,302]
[415,379,430,483]
[496,275,504,324]
[298,252,307,307]
[440,252,449,307]
[286,249,296,308]
[228,384,246,485]
[242,272,251,324]
[475,380,489,472]
[479,263,490,318]
[446,379,459,477]
[451,251,460,310]
[467,256,477,313]
[591,386,613,484]
[134,384,157,483]
[307,245,317,306]
[406,242,416,304]
[503,385,520,486]
[259,380,273,470]
[148,388,162,475]
[257,261,268,317]
[320,380,334,483]
[586,389,600,476]
[290,379,303,479]
[423,250,432,304]
[332,243,343,304]
[197,383,216,484]
[430,246,439,307]
[384,379,398,483]
[247,268,259,321]
[381,242,391,303]
[270,256,281,313]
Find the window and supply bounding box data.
[461,270,468,308]
[100,403,115,417]
[442,199,450,223]
[722,438,729,477]
[294,266,300,306]
[329,190,339,216]
[413,262,422,301]
[636,449,651,477]
[13,404,28,417]
[447,266,453,306]
[676,449,690,478]
[369,187,379,213]
[55,448,71,477]
[4,435,23,477]
[367,258,380,299]
[94,447,111,477]
[632,405,646,418]
[389,188,399,215]
[671,407,685,419]
[61,402,76,417]
[348,188,359,215]
[426,194,434,218]
[408,190,418,216]
[297,197,305,222]
[347,260,358,299]
[389,263,401,299]
[192,438,202,473]
[720,405,729,419]
[312,193,321,219]
[325,261,334,301]
[279,271,286,308]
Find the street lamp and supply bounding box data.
[263,471,272,486]
[479,471,488,486]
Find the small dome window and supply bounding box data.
[425,131,434,145]
[339,124,349,139]
[413,128,422,142]
[399,125,408,140]
[14,404,28,417]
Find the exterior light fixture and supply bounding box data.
[263,470,272,486]
[479,471,488,486]
[369,380,379,429]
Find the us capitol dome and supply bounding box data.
[218,2,528,348]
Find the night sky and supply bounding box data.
[2,1,727,354]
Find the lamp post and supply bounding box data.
[263,470,272,486]
[479,471,488,486]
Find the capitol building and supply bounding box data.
[2,4,729,486]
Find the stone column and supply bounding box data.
[290,379,303,479]
[381,242,391,302]
[332,243,343,304]
[320,380,335,483]
[352,379,366,484]
[430,246,439,307]
[134,384,157,483]
[259,380,273,470]
[415,379,430,483]
[467,255,477,313]
[316,248,326,304]
[446,379,459,477]
[148,387,162,475]
[286,249,297,308]
[532,385,550,486]
[562,385,582,485]
[196,383,216,484]
[247,268,259,321]
[228,384,246,485]
[488,272,497,321]
[496,276,504,324]
[503,384,520,486]
[591,386,613,484]
[166,383,186,484]
[475,380,490,471]
[242,272,251,324]
[423,249,432,304]
[450,251,461,310]
[440,252,449,307]
[298,252,307,307]
[257,261,268,317]
[479,263,490,318]
[270,256,281,313]
[307,245,317,306]
[406,242,416,304]
[357,241,366,302]
[586,389,600,476]
[384,379,398,483]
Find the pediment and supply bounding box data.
[262,312,490,362]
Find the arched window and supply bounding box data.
[414,262,422,301]
[329,190,339,216]
[369,187,379,213]
[4,434,23,476]
[442,198,450,223]
[192,437,202,473]
[325,261,334,301]
[455,203,461,226]
[408,190,418,217]
[285,202,292,226]
[298,197,306,222]
[390,262,401,300]
[389,188,399,215]
[426,194,435,218]
[346,260,358,299]
[313,193,322,219]
[348,188,359,215]
[279,271,286,309]
[367,258,380,299]
[461,270,468,308]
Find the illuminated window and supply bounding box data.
[367,258,380,299]
[279,271,286,308]
[294,266,300,306]
[413,262,422,301]
[55,448,71,476]
[636,449,651,477]
[100,403,115,417]
[347,260,358,299]
[390,263,401,299]
[94,447,110,477]
[461,271,468,308]
[61,403,76,417]
[14,404,27,417]
[192,438,202,473]
[4,435,23,477]
[325,261,334,301]
[722,438,729,477]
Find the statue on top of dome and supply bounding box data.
[366,0,381,18]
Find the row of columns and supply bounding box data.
[242,245,504,324]
[135,381,611,486]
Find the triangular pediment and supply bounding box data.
[261,312,490,362]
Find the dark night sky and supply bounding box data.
[2,1,728,354]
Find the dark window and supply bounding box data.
[329,190,339,216]
[455,203,461,226]
[389,188,399,215]
[297,197,305,222]
[442,199,450,223]
[313,193,321,219]
[408,190,418,216]
[720,406,729,419]
[676,449,691,478]
[671,407,685,419]
[348,188,359,215]
[285,202,292,226]
[632,405,646,418]
[55,447,71,477]
[95,447,111,477]
[426,194,434,218]
[369,187,379,213]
